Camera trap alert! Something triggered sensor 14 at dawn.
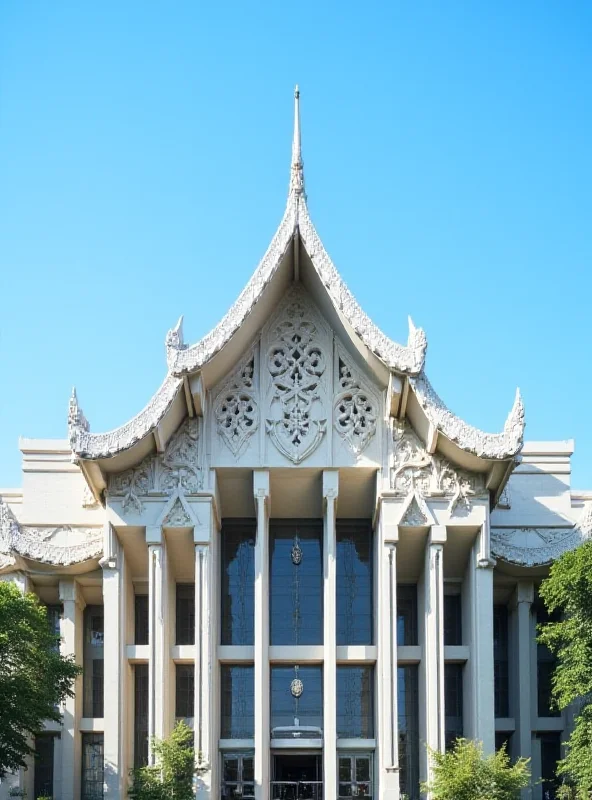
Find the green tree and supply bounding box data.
[422,738,530,800]
[539,540,592,792]
[128,721,196,800]
[0,581,81,776]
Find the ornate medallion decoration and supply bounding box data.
[266,292,328,464]
[291,666,304,699]
[333,354,378,456]
[291,537,303,565]
[214,353,259,458]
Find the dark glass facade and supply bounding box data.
[444,663,464,749]
[134,594,149,645]
[338,754,373,799]
[221,665,255,739]
[221,752,255,799]
[221,521,256,645]
[270,521,323,645]
[270,665,323,737]
[336,521,373,645]
[537,606,561,717]
[83,606,104,718]
[34,733,54,799]
[494,604,510,718]
[336,666,374,738]
[398,665,420,800]
[176,584,195,645]
[397,585,418,646]
[81,733,104,799]
[175,664,195,721]
[134,663,149,768]
[444,593,462,646]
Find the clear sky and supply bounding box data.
[1,2,591,489]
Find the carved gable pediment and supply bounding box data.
[107,418,202,513]
[391,420,487,514]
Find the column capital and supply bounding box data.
[253,469,270,500]
[146,525,163,545]
[59,579,85,610]
[512,580,535,608]
[429,525,447,545]
[322,469,339,500]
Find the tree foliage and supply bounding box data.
[128,721,196,800]
[539,540,592,790]
[0,581,80,776]
[422,738,530,800]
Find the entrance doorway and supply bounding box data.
[271,753,322,799]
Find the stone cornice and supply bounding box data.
[0,500,103,567]
[410,373,524,460]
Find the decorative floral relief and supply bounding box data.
[492,504,592,566]
[107,418,202,513]
[0,500,103,567]
[333,353,378,456]
[400,496,428,527]
[392,421,487,513]
[265,292,328,464]
[214,353,258,458]
[163,498,192,527]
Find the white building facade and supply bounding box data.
[0,90,587,800]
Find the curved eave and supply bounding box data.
[409,373,525,462]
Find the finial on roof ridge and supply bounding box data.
[290,84,306,200]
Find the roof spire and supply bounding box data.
[290,85,306,200]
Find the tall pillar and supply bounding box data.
[323,470,339,800]
[101,523,127,798]
[194,541,212,799]
[464,528,495,753]
[511,581,534,799]
[254,471,270,800]
[420,525,446,786]
[377,500,400,799]
[59,579,85,800]
[147,527,167,758]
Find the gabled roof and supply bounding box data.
[68,88,524,471]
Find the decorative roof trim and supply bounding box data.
[410,373,524,460]
[0,500,103,567]
[69,374,182,460]
[492,504,592,566]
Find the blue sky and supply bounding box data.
[1,2,591,489]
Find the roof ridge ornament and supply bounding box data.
[68,387,90,450]
[289,85,306,201]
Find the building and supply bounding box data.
[0,88,587,800]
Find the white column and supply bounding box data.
[421,525,446,785]
[101,523,127,798]
[194,541,212,799]
[464,529,495,753]
[58,579,85,800]
[323,470,339,800]
[254,471,270,800]
[147,527,167,757]
[511,581,534,799]
[377,499,400,799]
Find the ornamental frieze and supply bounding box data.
[391,421,487,513]
[107,417,202,513]
[333,349,379,457]
[213,350,259,458]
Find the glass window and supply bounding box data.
[271,665,323,739]
[221,521,255,645]
[397,585,418,646]
[34,733,55,798]
[444,664,464,749]
[336,666,374,738]
[221,665,255,739]
[270,521,323,645]
[134,594,149,645]
[221,752,255,799]
[176,584,195,645]
[540,732,561,800]
[134,664,149,768]
[338,753,373,799]
[45,604,61,651]
[398,665,419,800]
[494,604,509,718]
[83,606,104,718]
[537,606,561,717]
[175,664,195,722]
[81,733,104,799]
[495,731,513,754]
[337,521,373,645]
[444,592,462,646]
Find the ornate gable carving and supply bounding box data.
[401,496,428,526]
[333,349,379,456]
[213,350,259,458]
[107,418,202,513]
[392,421,487,513]
[0,500,103,567]
[492,504,592,566]
[163,498,192,527]
[264,288,329,464]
